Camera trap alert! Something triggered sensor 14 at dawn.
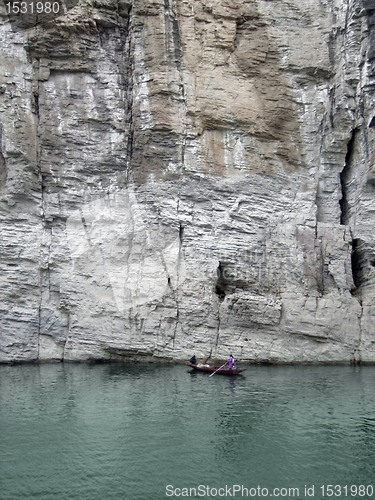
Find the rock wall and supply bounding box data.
[1,0,375,363]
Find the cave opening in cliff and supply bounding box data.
[339,129,357,225]
[215,262,226,301]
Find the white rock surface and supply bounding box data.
[1,0,375,363]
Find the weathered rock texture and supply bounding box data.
[1,0,375,363]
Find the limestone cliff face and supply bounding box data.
[1,0,375,363]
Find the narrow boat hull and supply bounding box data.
[188,363,246,375]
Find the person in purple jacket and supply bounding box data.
[228,354,235,370]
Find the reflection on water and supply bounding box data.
[0,363,375,499]
[229,378,236,393]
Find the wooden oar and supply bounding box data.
[209,361,228,377]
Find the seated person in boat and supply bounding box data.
[189,355,197,365]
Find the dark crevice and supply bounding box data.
[80,213,92,247]
[0,125,6,190]
[351,238,363,289]
[33,87,40,119]
[359,101,369,160]
[328,87,335,128]
[215,262,226,301]
[339,129,357,225]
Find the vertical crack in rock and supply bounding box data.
[170,200,184,346]
[353,296,364,364]
[34,74,45,361]
[214,262,227,348]
[0,125,7,190]
[169,216,184,345]
[351,238,366,291]
[62,311,71,361]
[367,117,375,184]
[125,14,135,175]
[0,150,5,190]
[215,311,221,347]
[163,0,183,71]
[340,129,357,225]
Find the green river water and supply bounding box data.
[0,363,374,500]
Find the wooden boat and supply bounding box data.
[188,363,247,375]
